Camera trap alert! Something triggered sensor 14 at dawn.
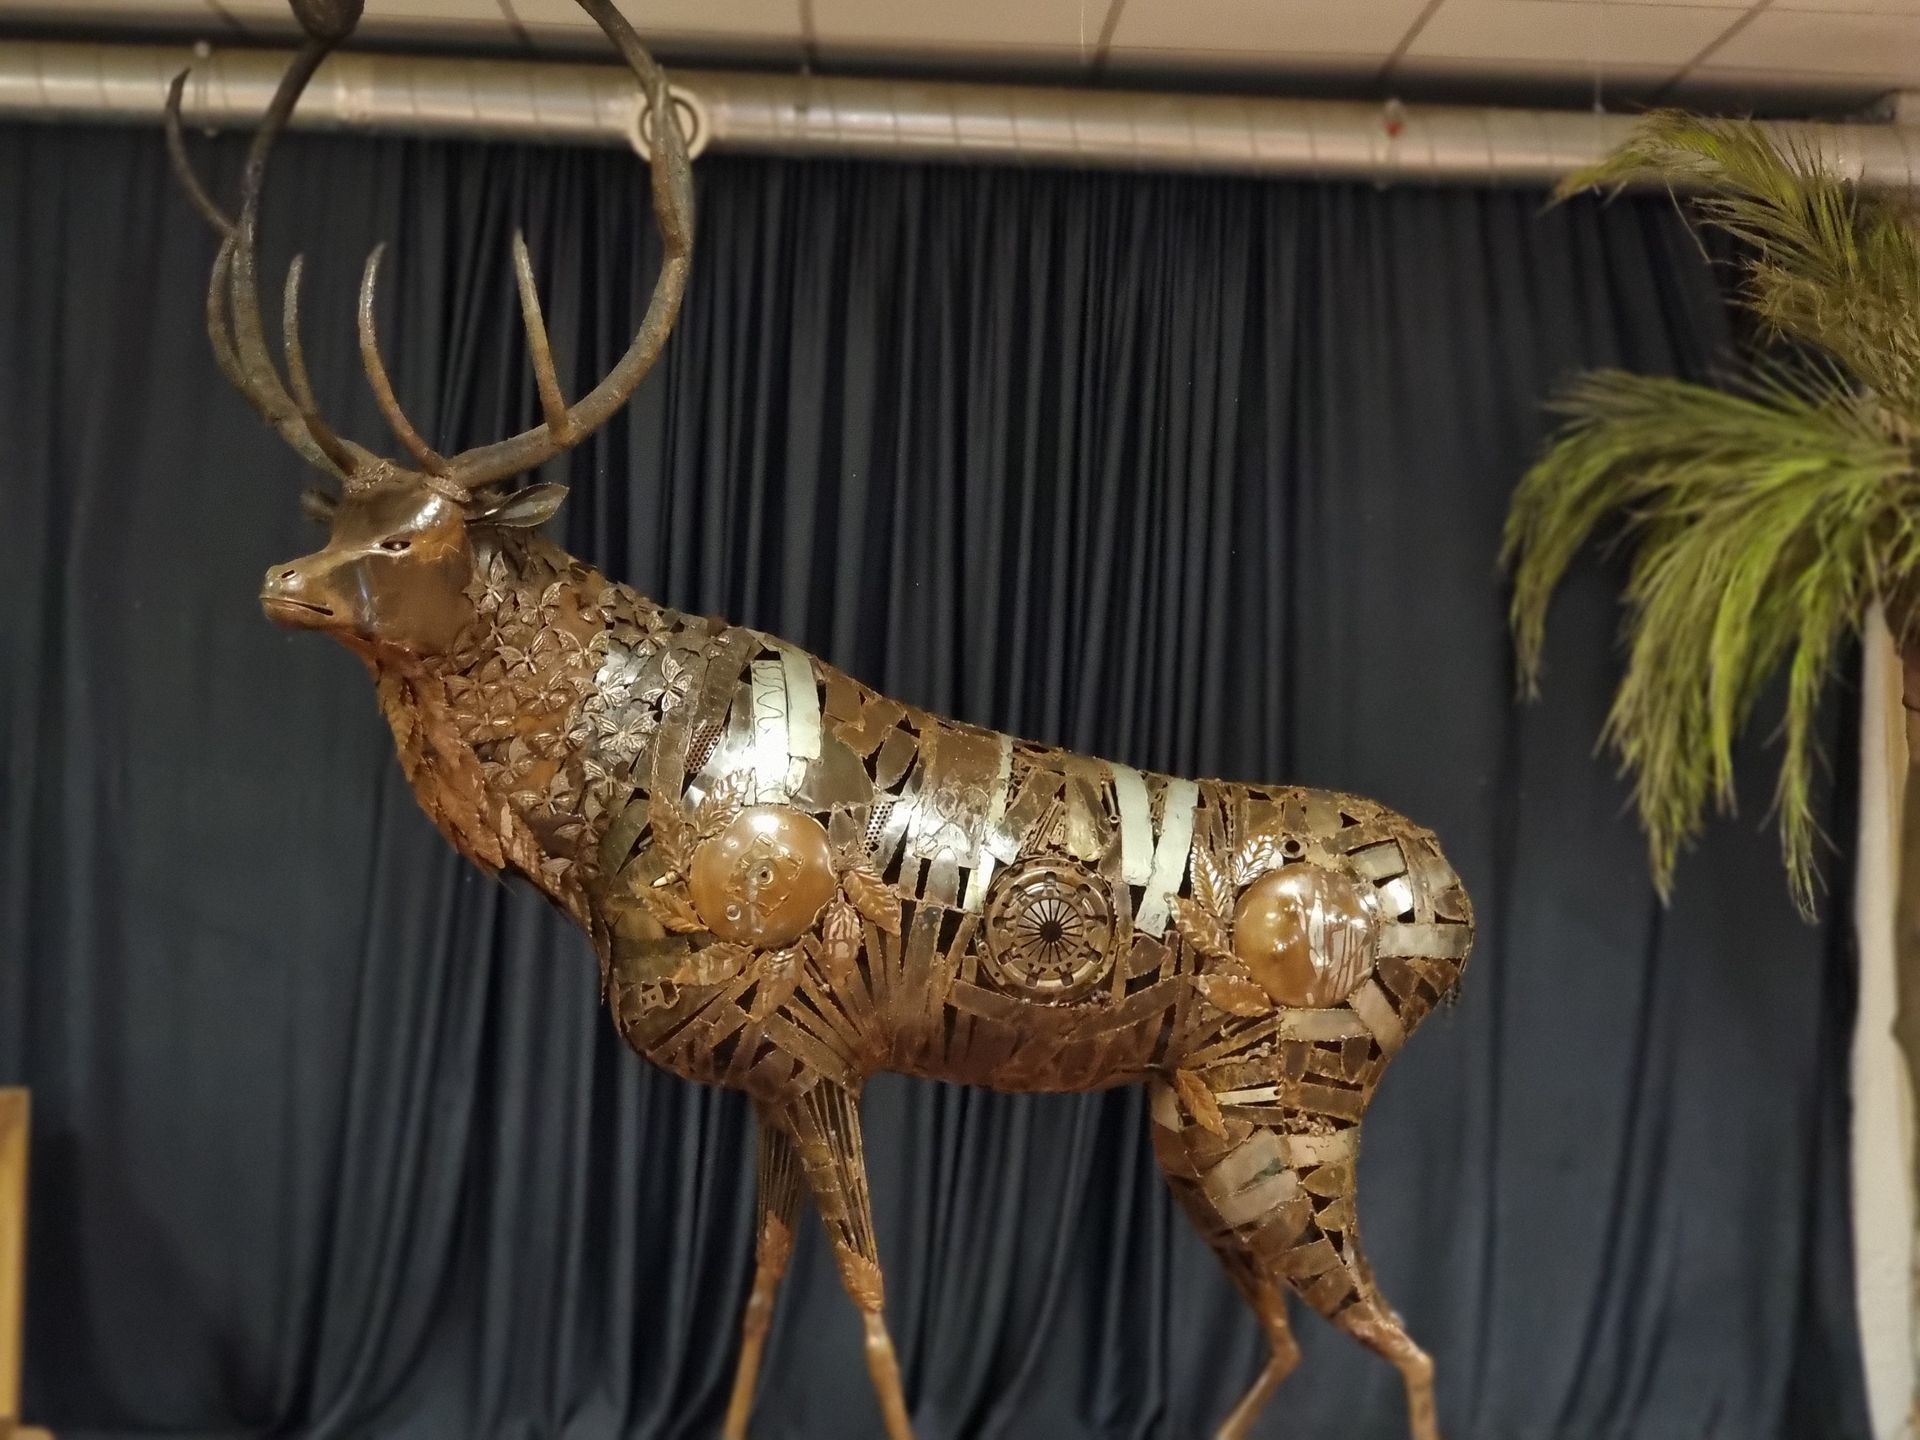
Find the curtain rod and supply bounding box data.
[3,38,1918,189]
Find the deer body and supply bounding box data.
[170,3,1472,1435]
[374,526,1471,1097]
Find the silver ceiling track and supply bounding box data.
[3,38,1919,189]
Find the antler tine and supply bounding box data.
[356,244,453,477]
[223,37,333,454]
[511,231,573,440]
[167,0,391,487]
[206,239,252,400]
[443,0,694,491]
[164,69,235,237]
[282,255,376,476]
[208,236,349,480]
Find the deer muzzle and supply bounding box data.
[260,557,342,630]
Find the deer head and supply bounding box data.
[167,0,693,661]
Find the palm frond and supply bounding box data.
[1558,112,1920,412]
[1505,365,1917,911]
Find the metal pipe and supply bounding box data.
[3,37,1918,189]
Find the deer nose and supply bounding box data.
[260,561,336,623]
[262,563,304,594]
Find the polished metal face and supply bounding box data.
[261,482,477,656]
[173,4,1476,1438]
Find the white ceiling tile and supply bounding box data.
[812,0,1094,48]
[1769,0,1920,11]
[504,0,801,36]
[1502,0,1748,6]
[1,0,182,10]
[1406,0,1734,66]
[1109,0,1431,57]
[1700,8,1920,77]
[1101,48,1393,79]
[1680,65,1902,95]
[148,0,801,42]
[1394,52,1675,84]
[192,0,298,26]
[209,0,323,14]
[13,0,1914,105]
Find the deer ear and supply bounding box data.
[300,487,339,525]
[471,482,569,530]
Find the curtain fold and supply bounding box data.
[0,124,1867,1439]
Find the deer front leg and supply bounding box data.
[773,1079,913,1440]
[723,1115,806,1440]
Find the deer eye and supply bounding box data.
[380,537,412,553]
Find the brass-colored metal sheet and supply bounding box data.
[993,768,1060,860]
[1377,922,1473,960]
[960,855,996,913]
[907,725,1004,867]
[792,732,872,812]
[1063,770,1109,863]
[1276,1009,1372,1042]
[1214,1166,1301,1229]
[1203,1127,1287,1198]
[871,726,918,791]
[1378,875,1416,918]
[1350,840,1408,882]
[1349,979,1407,1056]
[1285,1128,1358,1168]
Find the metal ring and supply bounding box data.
[627,83,709,163]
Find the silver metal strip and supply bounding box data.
[1110,763,1154,886]
[776,642,821,762]
[748,658,790,802]
[987,736,1014,830]
[1378,922,1474,959]
[1284,1129,1357,1168]
[962,736,1016,910]
[1136,778,1198,938]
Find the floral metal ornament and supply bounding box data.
[166,4,1477,1437]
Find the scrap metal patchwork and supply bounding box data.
[164,2,1476,1436]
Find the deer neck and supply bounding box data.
[367,530,668,952]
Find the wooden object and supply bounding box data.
[0,1088,48,1440]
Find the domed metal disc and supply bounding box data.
[689,803,837,948]
[1232,863,1379,1008]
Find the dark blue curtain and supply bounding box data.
[0,122,1867,1438]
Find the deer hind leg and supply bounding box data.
[724,1115,807,1440]
[1150,1077,1305,1439]
[773,1079,914,1440]
[1269,1112,1437,1440]
[1149,1075,1440,1440]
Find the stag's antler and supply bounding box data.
[166,0,694,495]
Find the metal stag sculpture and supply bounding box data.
[166,3,1474,1436]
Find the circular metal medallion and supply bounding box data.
[982,861,1118,1003]
[689,804,837,947]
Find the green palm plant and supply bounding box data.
[1505,113,1920,915]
